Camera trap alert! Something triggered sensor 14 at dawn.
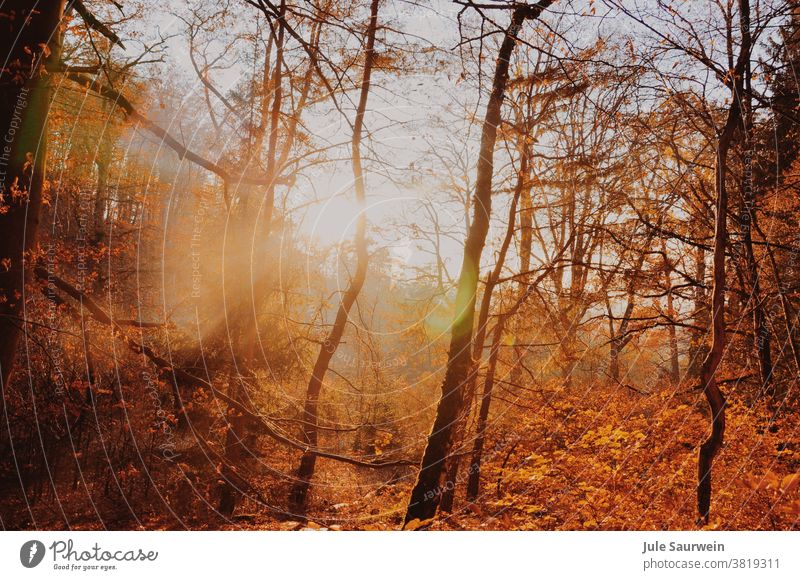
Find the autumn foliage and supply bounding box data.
[1,0,800,531]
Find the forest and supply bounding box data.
[1,0,800,531]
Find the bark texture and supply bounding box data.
[0,1,66,391]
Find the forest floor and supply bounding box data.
[3,383,798,531]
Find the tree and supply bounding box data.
[0,1,67,392]
[403,0,554,528]
[692,0,753,525]
[289,0,380,514]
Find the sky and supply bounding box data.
[109,0,788,289]
[125,0,483,280]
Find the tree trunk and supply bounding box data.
[662,240,680,385]
[756,220,800,395]
[509,160,534,405]
[0,1,66,391]
[739,190,772,392]
[94,157,109,243]
[403,3,554,527]
[738,49,773,393]
[688,246,708,380]
[93,99,114,245]
[288,0,379,514]
[440,156,524,513]
[258,0,286,234]
[697,129,732,526]
[609,337,621,383]
[466,316,504,501]
[218,378,245,517]
[697,0,750,523]
[606,245,650,385]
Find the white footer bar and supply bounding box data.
[1,531,797,579]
